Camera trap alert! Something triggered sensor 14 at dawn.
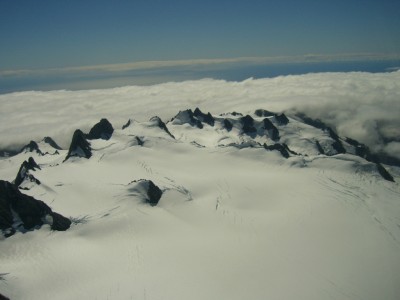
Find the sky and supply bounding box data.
[1,0,400,91]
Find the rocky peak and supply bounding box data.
[20,141,43,155]
[43,136,62,150]
[149,116,175,139]
[241,115,257,135]
[65,129,92,160]
[14,157,41,187]
[193,107,215,126]
[262,118,280,140]
[87,118,114,140]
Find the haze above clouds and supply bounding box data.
[1,71,399,160]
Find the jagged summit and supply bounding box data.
[20,140,42,155]
[171,109,204,129]
[149,116,175,139]
[167,108,395,181]
[14,157,41,188]
[15,137,62,157]
[193,107,215,126]
[64,118,114,161]
[3,108,396,182]
[65,129,92,160]
[87,118,114,140]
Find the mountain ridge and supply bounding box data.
[0,108,399,300]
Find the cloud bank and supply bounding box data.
[0,70,399,161]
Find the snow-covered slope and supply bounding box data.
[0,108,399,300]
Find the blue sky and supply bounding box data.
[1,0,400,91]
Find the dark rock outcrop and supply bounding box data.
[0,180,71,237]
[172,109,203,129]
[135,136,144,146]
[345,138,395,182]
[295,113,346,155]
[275,113,289,125]
[376,163,395,182]
[255,109,275,117]
[150,116,175,139]
[146,180,163,206]
[315,141,325,154]
[223,119,233,131]
[65,129,92,160]
[43,136,62,150]
[193,108,215,126]
[14,157,41,187]
[263,118,279,140]
[331,140,346,154]
[264,143,296,159]
[87,118,114,140]
[129,179,163,206]
[345,137,375,161]
[241,115,257,135]
[0,293,10,300]
[0,191,14,236]
[20,141,43,155]
[122,119,131,130]
[50,211,73,231]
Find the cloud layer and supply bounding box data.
[0,71,399,160]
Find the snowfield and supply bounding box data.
[1,75,400,300]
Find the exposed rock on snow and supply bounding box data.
[20,140,43,155]
[128,179,163,206]
[315,141,325,155]
[376,163,395,182]
[135,136,144,146]
[14,157,41,187]
[0,180,71,237]
[254,109,275,117]
[223,119,233,131]
[262,118,279,140]
[255,109,289,125]
[166,108,395,181]
[275,113,289,125]
[43,136,62,150]
[264,143,294,159]
[122,119,131,130]
[171,109,203,129]
[240,115,257,136]
[0,292,10,300]
[65,129,92,160]
[86,118,114,140]
[295,112,346,154]
[193,107,215,126]
[149,116,175,139]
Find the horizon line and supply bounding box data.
[2,52,400,78]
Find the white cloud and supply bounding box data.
[0,71,399,160]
